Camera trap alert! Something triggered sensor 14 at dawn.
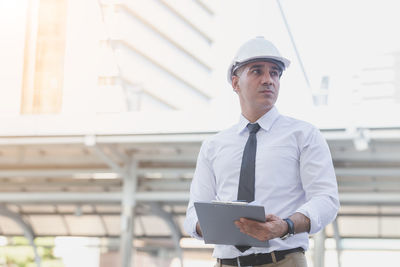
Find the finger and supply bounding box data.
[235,221,248,233]
[244,231,258,239]
[242,226,265,240]
[240,217,249,223]
[240,217,261,225]
[266,214,280,221]
[235,223,246,233]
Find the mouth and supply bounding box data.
[259,90,274,94]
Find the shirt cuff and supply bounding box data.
[296,207,322,235]
[190,221,204,240]
[184,213,204,240]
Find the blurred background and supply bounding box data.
[1,0,400,266]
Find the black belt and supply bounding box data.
[218,247,304,266]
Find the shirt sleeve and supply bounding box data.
[296,127,340,234]
[183,139,217,239]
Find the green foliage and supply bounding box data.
[0,237,64,267]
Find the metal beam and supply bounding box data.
[2,192,400,205]
[120,160,138,267]
[158,0,213,44]
[116,3,212,71]
[276,0,311,91]
[106,144,130,164]
[340,193,400,205]
[335,168,400,177]
[134,153,198,162]
[150,203,183,267]
[0,205,41,267]
[10,165,400,180]
[0,165,196,178]
[332,152,400,162]
[115,39,212,101]
[0,133,209,146]
[193,0,214,16]
[1,119,400,144]
[136,192,189,202]
[0,168,115,178]
[313,229,326,267]
[95,133,209,144]
[120,76,179,110]
[332,219,342,267]
[0,192,189,203]
[338,181,400,191]
[0,179,121,187]
[13,210,400,218]
[0,167,195,178]
[4,191,400,208]
[323,128,400,140]
[0,192,121,203]
[90,144,124,175]
[0,178,192,192]
[138,167,194,177]
[138,179,191,191]
[338,213,400,217]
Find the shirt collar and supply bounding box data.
[236,106,281,134]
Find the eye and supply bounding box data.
[270,70,279,77]
[251,69,262,75]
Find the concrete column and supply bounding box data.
[120,159,138,267]
[313,228,326,267]
[332,219,342,267]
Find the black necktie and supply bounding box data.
[236,123,260,252]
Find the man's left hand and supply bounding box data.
[234,214,287,241]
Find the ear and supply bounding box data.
[232,75,240,93]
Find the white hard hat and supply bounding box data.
[227,36,291,83]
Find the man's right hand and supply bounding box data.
[234,214,286,241]
[196,222,203,237]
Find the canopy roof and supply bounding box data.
[1,114,400,248]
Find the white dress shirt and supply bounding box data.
[184,106,340,259]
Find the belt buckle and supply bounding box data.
[271,251,277,263]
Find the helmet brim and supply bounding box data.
[227,56,291,83]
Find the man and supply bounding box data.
[184,36,339,267]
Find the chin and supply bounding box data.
[265,105,274,111]
[260,100,274,107]
[262,102,275,110]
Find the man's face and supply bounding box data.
[232,61,281,113]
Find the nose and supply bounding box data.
[261,72,273,85]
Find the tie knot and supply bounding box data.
[247,123,260,134]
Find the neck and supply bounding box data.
[241,106,273,123]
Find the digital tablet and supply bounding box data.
[194,201,269,247]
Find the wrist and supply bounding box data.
[280,218,295,240]
[280,219,289,236]
[196,222,203,237]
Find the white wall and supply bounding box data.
[0,1,28,116]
